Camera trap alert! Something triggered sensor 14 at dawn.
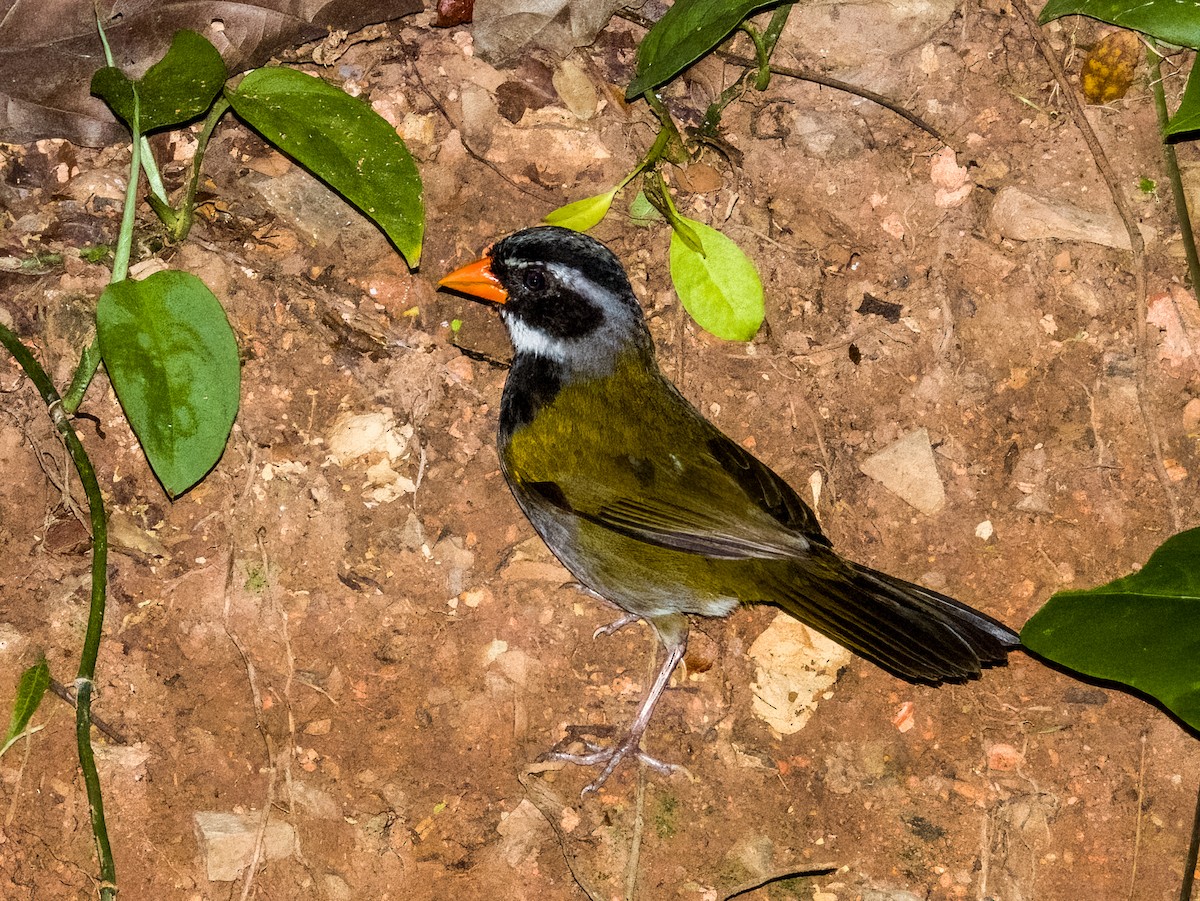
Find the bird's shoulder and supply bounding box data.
[501,354,828,557]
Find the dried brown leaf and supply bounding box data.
[1081,29,1141,104]
[0,0,422,146]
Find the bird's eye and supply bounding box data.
[522,268,547,291]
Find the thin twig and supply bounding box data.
[407,59,554,204]
[721,864,839,900]
[259,527,297,817]
[49,678,128,745]
[1180,775,1200,901]
[1129,733,1147,900]
[978,807,993,901]
[5,723,36,826]
[519,771,608,901]
[932,220,957,360]
[223,552,279,901]
[613,9,949,146]
[1012,0,1181,533]
[727,54,950,146]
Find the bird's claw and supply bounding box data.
[540,724,676,796]
[592,613,642,640]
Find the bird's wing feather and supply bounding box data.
[520,425,822,560]
[700,431,829,543]
[505,359,828,561]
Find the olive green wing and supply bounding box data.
[518,422,828,560]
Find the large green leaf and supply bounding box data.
[226,68,425,267]
[97,271,240,498]
[1,658,49,757]
[91,30,227,132]
[1038,0,1200,50]
[627,0,784,98]
[669,217,764,341]
[1022,527,1200,730]
[1167,64,1200,135]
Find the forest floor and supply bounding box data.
[2,5,1199,900]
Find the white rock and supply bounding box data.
[552,59,598,120]
[859,428,946,514]
[327,409,412,464]
[495,799,549,867]
[193,811,298,882]
[747,614,852,735]
[459,84,498,154]
[245,167,386,251]
[989,187,1154,250]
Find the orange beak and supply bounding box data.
[438,255,508,305]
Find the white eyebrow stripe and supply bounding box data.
[545,261,611,311]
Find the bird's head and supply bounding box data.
[440,226,653,371]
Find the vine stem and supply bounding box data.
[615,8,949,146]
[61,89,142,415]
[172,96,231,242]
[0,323,116,900]
[1148,43,1200,291]
[1182,777,1200,901]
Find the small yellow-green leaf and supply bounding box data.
[544,188,618,231]
[1,658,50,757]
[669,217,764,341]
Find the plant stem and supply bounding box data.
[173,95,230,242]
[644,172,704,255]
[60,338,102,416]
[140,137,168,206]
[698,4,793,135]
[111,96,142,285]
[1181,775,1200,901]
[1149,44,1200,291]
[63,91,142,414]
[642,91,690,165]
[0,322,115,900]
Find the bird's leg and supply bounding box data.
[543,614,688,796]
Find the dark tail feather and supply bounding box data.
[771,556,1019,684]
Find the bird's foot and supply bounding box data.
[593,613,642,640]
[541,724,675,796]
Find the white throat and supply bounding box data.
[503,314,568,362]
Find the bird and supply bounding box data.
[439,225,1019,794]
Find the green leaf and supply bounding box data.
[227,68,425,267]
[1021,527,1200,730]
[669,217,764,341]
[544,188,619,231]
[91,30,227,132]
[627,0,784,99]
[629,189,664,227]
[1038,0,1200,50]
[1,658,50,757]
[97,271,240,498]
[1167,63,1200,135]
